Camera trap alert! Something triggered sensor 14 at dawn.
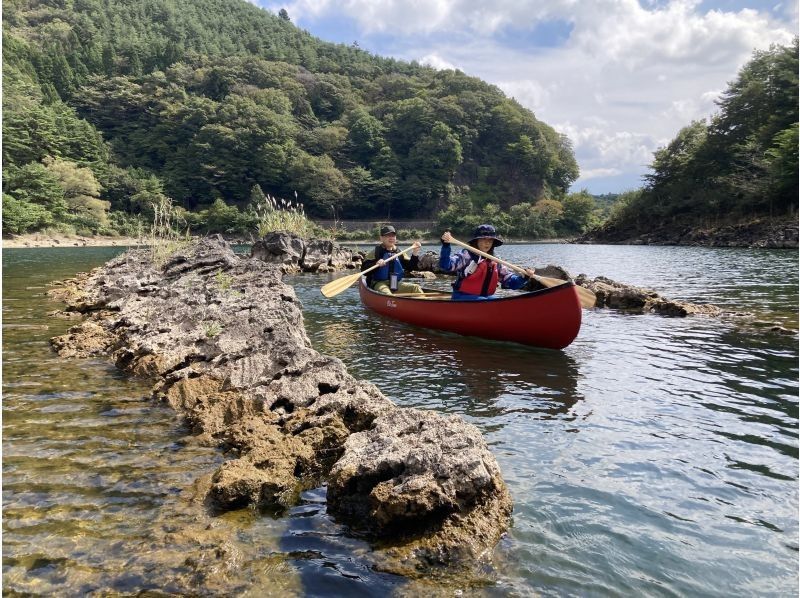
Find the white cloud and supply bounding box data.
[258,0,796,192]
[495,80,554,116]
[577,167,623,180]
[418,53,460,71]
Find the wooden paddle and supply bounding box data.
[320,245,416,298]
[447,236,597,309]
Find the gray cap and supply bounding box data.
[380,225,396,235]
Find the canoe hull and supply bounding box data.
[358,278,582,349]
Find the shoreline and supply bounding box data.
[3,234,147,249]
[3,233,577,249]
[5,231,797,249]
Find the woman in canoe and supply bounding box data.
[440,225,535,300]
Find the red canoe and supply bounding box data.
[358,278,582,349]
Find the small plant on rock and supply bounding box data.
[149,197,191,267]
[201,320,223,338]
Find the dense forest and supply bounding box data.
[592,40,798,242]
[2,0,589,238]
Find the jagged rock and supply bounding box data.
[251,231,305,271]
[48,235,511,577]
[303,238,336,271]
[575,275,722,316]
[417,251,441,272]
[49,320,118,358]
[535,264,573,280]
[252,232,356,273]
[328,408,509,534]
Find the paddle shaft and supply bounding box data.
[448,237,528,275]
[361,244,415,276]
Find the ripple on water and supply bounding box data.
[2,245,798,596]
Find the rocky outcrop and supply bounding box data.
[251,231,361,273]
[578,216,798,248]
[574,275,722,316]
[48,235,511,576]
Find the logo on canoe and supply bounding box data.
[386,299,397,308]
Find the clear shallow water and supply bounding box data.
[3,244,798,596]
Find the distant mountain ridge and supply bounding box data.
[2,0,579,236]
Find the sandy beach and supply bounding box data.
[2,234,147,249]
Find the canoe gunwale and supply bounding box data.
[357,277,582,349]
[360,276,576,303]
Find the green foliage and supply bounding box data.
[286,151,351,219]
[561,190,598,233]
[2,193,56,233]
[215,270,234,292]
[435,189,481,236]
[43,156,110,229]
[436,188,604,239]
[3,0,582,235]
[4,162,69,218]
[201,320,223,338]
[197,198,252,234]
[764,123,799,213]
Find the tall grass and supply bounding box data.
[252,193,316,238]
[149,197,191,266]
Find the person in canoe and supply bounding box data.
[440,225,535,300]
[362,225,423,295]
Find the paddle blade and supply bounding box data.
[534,275,596,309]
[320,271,363,298]
[575,285,597,309]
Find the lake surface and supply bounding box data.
[3,244,798,596]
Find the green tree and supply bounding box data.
[3,162,69,219]
[286,151,350,219]
[3,194,56,233]
[561,190,597,233]
[201,198,248,233]
[347,111,386,165]
[44,156,110,227]
[765,123,798,213]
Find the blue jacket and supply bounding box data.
[371,245,419,282]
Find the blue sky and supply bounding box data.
[253,0,796,194]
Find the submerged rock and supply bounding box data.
[48,234,511,577]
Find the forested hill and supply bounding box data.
[584,40,798,245]
[2,0,579,236]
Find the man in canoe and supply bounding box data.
[440,225,535,300]
[363,225,424,295]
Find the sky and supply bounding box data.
[252,0,797,194]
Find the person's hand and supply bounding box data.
[441,231,452,244]
[412,241,421,255]
[377,259,386,267]
[523,268,536,278]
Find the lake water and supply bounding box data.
[3,244,798,596]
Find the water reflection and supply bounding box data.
[310,300,584,424]
[402,328,584,420]
[318,321,365,355]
